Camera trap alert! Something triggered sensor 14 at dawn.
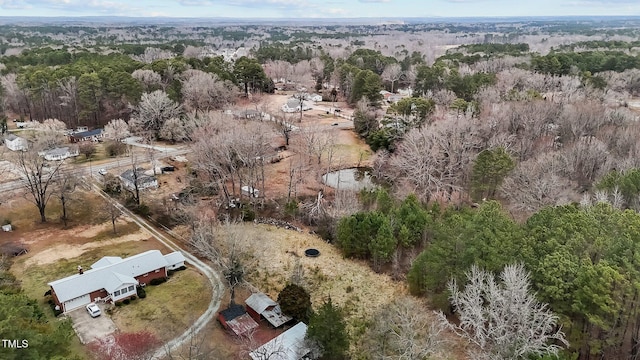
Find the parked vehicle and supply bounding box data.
[98,168,107,176]
[86,303,101,317]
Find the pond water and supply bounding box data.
[321,167,376,191]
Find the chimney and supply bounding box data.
[78,265,83,275]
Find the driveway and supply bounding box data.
[66,303,118,344]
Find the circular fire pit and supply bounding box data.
[305,248,320,257]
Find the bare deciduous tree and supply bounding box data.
[438,264,568,360]
[132,69,162,91]
[14,148,66,222]
[55,171,79,227]
[363,296,448,360]
[500,152,576,213]
[129,90,181,136]
[104,118,131,141]
[159,117,189,143]
[388,117,481,201]
[382,63,403,93]
[101,199,122,234]
[181,69,237,114]
[189,220,256,306]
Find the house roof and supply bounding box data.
[44,147,70,157]
[249,322,309,360]
[246,292,277,315]
[262,305,292,328]
[286,98,301,109]
[227,313,259,337]
[119,168,157,185]
[72,128,102,139]
[48,250,169,303]
[91,256,123,269]
[220,303,247,321]
[164,251,186,267]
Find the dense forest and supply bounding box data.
[5,18,640,359]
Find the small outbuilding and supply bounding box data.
[218,303,259,337]
[249,322,309,360]
[246,292,292,328]
[165,251,186,270]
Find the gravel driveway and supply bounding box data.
[66,303,118,344]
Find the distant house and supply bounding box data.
[246,292,292,328]
[47,250,186,312]
[234,109,262,119]
[307,93,322,102]
[241,186,260,198]
[249,322,309,360]
[281,98,311,113]
[69,128,104,143]
[5,134,28,151]
[387,94,403,104]
[40,146,79,161]
[218,303,259,337]
[119,168,158,191]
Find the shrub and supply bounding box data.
[149,277,167,286]
[137,286,147,299]
[241,207,256,222]
[178,265,186,271]
[123,299,130,305]
[130,295,136,301]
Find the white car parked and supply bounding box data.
[86,303,101,318]
[98,168,107,176]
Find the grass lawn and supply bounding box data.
[110,268,212,342]
[11,238,209,358]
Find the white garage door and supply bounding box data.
[64,294,90,312]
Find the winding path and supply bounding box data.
[91,183,223,359]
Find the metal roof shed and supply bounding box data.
[249,322,309,360]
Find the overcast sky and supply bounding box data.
[0,0,639,18]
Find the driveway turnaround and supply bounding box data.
[66,303,117,344]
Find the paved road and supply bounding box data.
[91,183,223,359]
[0,147,190,193]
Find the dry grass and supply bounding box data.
[213,223,408,352]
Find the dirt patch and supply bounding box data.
[24,227,150,267]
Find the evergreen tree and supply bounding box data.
[306,298,349,360]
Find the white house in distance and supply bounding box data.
[281,98,312,113]
[39,146,79,161]
[249,322,309,360]
[47,250,186,313]
[119,168,158,191]
[5,134,28,151]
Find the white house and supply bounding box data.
[241,185,260,198]
[249,322,309,360]
[307,93,323,102]
[5,134,28,151]
[119,168,158,191]
[165,252,186,270]
[281,98,312,113]
[47,250,186,312]
[40,147,79,161]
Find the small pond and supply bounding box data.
[321,167,377,191]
